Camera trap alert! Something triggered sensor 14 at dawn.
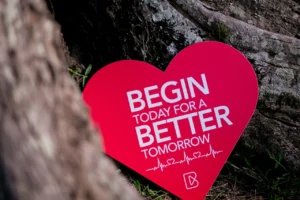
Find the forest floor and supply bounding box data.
[59,0,300,199]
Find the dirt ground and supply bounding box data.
[203,0,300,37]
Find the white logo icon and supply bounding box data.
[183,172,199,189]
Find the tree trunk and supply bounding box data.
[0,0,142,200]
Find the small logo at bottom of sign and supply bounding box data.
[183,172,199,190]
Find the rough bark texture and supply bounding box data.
[50,0,300,173]
[0,0,142,200]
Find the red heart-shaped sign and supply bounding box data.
[83,41,259,199]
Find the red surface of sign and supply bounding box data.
[82,41,259,200]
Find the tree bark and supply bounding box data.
[0,0,142,200]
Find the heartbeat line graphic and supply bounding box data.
[145,145,223,172]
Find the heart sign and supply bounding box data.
[82,41,259,200]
